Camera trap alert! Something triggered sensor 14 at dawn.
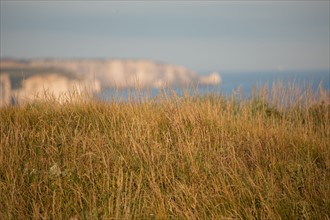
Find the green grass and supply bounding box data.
[0,84,329,219]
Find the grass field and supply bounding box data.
[0,83,329,219]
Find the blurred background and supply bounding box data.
[0,1,329,105]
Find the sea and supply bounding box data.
[98,70,330,102]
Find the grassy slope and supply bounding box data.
[0,86,329,219]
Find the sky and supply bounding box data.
[1,1,329,72]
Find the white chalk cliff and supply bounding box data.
[11,74,100,104]
[0,59,221,104]
[0,74,11,107]
[14,59,221,87]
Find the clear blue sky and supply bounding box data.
[1,1,329,72]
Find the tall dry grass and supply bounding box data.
[0,83,329,219]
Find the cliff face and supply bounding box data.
[11,74,100,104]
[0,59,221,104]
[0,74,11,107]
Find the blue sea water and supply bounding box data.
[98,70,329,101]
[214,70,329,97]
